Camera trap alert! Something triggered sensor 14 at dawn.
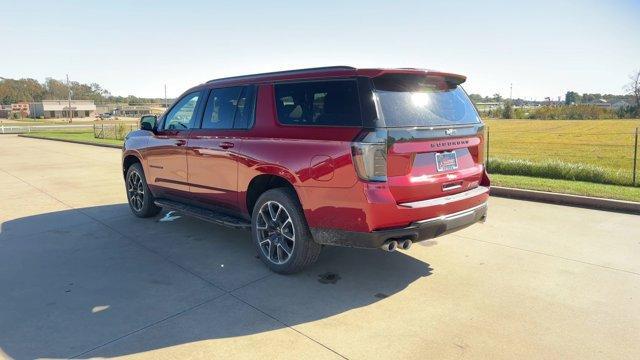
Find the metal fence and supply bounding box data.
[93,123,139,140]
[486,126,639,186]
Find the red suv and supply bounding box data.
[123,66,489,273]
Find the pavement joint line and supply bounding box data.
[452,233,640,277]
[69,293,227,359]
[87,216,348,359]
[228,292,349,360]
[1,165,349,359]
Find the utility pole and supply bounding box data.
[67,74,72,123]
[164,84,167,108]
[509,83,513,100]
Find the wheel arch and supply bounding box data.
[123,153,142,178]
[245,174,301,217]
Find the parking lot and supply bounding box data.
[0,135,639,359]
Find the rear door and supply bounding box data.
[187,85,256,211]
[372,74,486,204]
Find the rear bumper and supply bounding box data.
[310,202,487,249]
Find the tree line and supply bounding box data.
[0,77,166,105]
[474,70,640,119]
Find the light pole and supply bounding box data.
[67,74,72,123]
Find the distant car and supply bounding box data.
[98,113,113,120]
[122,66,490,273]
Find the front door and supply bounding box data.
[146,91,204,198]
[187,85,256,211]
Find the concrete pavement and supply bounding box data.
[0,135,639,359]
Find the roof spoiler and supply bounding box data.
[424,71,467,86]
[371,71,467,91]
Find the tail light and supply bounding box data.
[351,130,387,182]
[470,126,486,164]
[478,126,486,164]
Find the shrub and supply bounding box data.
[115,124,127,140]
[486,158,627,185]
[480,105,623,120]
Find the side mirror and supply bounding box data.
[140,115,157,131]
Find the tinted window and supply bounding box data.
[163,91,201,130]
[373,74,480,127]
[202,86,256,129]
[274,80,361,126]
[232,86,256,129]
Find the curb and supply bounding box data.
[491,186,640,215]
[18,134,122,149]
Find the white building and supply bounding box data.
[30,100,97,119]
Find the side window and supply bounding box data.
[233,86,257,129]
[202,86,256,130]
[203,87,242,129]
[163,91,201,130]
[274,80,362,126]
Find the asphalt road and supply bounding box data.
[1,135,639,359]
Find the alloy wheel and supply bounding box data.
[256,201,295,265]
[127,171,145,212]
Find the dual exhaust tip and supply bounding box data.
[381,239,412,252]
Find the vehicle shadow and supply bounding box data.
[0,204,432,359]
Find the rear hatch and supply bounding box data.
[372,73,485,204]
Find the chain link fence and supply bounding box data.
[93,123,139,140]
[486,126,640,186]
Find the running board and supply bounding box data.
[154,199,251,230]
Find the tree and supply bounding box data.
[467,93,484,103]
[626,69,640,110]
[581,93,602,103]
[492,93,503,102]
[564,91,581,105]
[44,78,69,100]
[0,76,168,107]
[501,100,513,119]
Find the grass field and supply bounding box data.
[21,131,123,147]
[485,119,640,185]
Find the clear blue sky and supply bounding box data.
[2,0,639,100]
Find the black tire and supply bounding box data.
[251,188,321,274]
[125,163,161,218]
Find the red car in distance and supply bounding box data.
[122,66,489,273]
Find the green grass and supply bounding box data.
[485,119,640,185]
[487,158,623,185]
[22,131,123,147]
[491,174,640,202]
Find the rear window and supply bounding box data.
[274,80,362,126]
[373,74,480,127]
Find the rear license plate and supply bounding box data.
[435,151,458,172]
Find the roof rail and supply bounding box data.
[206,66,356,83]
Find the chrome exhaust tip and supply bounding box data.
[399,239,412,250]
[381,240,398,252]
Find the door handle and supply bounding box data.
[219,142,234,149]
[176,139,187,146]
